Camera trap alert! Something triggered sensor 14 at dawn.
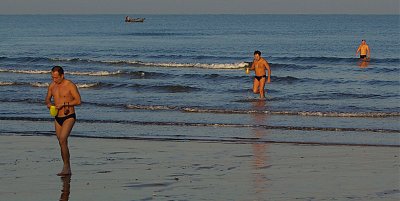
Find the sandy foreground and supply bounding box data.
[0,135,399,201]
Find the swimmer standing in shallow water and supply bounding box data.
[45,66,81,176]
[247,50,271,99]
[356,40,371,68]
[356,39,370,60]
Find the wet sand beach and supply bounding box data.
[0,135,399,201]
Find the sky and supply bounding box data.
[1,0,399,14]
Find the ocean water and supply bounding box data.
[0,14,399,146]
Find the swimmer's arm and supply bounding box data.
[69,84,81,106]
[265,61,271,83]
[356,45,361,56]
[367,46,371,58]
[45,85,53,108]
[249,60,256,70]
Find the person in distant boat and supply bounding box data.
[125,16,130,22]
[356,39,370,60]
[45,66,81,176]
[247,50,271,99]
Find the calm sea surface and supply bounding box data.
[0,15,399,146]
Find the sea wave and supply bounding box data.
[100,60,249,69]
[0,81,49,87]
[0,68,123,76]
[0,69,50,74]
[52,57,249,69]
[0,81,103,89]
[181,107,400,118]
[152,85,201,92]
[126,104,176,110]
[1,116,399,134]
[1,55,399,68]
[128,84,201,92]
[106,70,171,78]
[270,63,317,70]
[124,104,400,118]
[0,68,171,79]
[1,56,249,69]
[2,55,399,72]
[0,96,398,118]
[273,56,400,64]
[2,130,398,147]
[0,67,315,85]
[0,81,15,86]
[76,83,104,88]
[30,82,49,87]
[0,80,201,92]
[121,32,196,37]
[68,70,123,76]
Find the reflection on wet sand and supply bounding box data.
[59,175,71,201]
[250,100,269,196]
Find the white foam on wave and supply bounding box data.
[183,107,400,118]
[193,62,249,69]
[0,69,50,74]
[69,70,122,76]
[102,60,249,69]
[150,61,249,69]
[3,56,249,72]
[126,104,176,110]
[51,57,91,62]
[0,81,15,86]
[0,68,123,77]
[0,81,49,87]
[76,83,101,88]
[288,111,400,118]
[27,82,99,88]
[30,82,49,87]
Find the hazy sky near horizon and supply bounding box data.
[1,0,399,14]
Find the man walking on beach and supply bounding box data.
[45,66,81,176]
[356,39,370,59]
[247,50,271,99]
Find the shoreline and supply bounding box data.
[0,135,399,200]
[1,118,399,147]
[2,130,399,148]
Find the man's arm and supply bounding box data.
[45,85,53,109]
[356,45,361,56]
[367,45,371,58]
[265,61,271,83]
[249,60,256,70]
[69,83,81,106]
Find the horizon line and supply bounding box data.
[1,13,399,15]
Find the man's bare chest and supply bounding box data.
[52,86,70,98]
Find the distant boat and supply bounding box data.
[125,16,145,23]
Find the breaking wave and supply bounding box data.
[1,116,399,134]
[0,81,103,88]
